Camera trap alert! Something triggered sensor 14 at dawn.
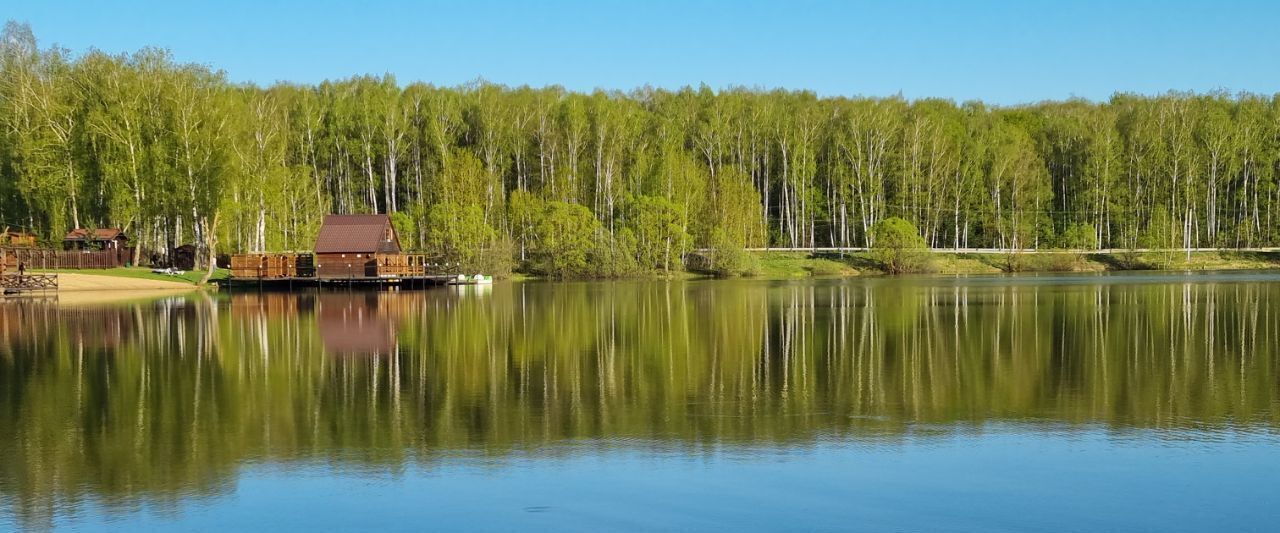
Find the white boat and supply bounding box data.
[446,274,493,285]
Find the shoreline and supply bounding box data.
[507,250,1280,281]
[12,250,1279,295]
[737,250,1280,279]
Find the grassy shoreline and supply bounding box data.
[28,253,1278,289]
[747,250,1280,278]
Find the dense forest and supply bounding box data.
[2,22,1278,275]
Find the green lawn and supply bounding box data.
[33,267,229,285]
[753,252,860,278]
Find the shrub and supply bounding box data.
[477,237,515,278]
[706,228,759,277]
[1001,253,1083,273]
[871,217,932,274]
[531,201,601,278]
[591,228,641,278]
[806,260,848,276]
[1058,223,1097,250]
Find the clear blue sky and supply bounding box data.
[9,0,1279,105]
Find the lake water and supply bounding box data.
[2,273,1279,531]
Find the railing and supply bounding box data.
[372,254,456,277]
[0,274,58,292]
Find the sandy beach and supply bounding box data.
[54,272,195,291]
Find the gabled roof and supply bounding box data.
[65,228,127,241]
[314,214,401,254]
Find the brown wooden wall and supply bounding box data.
[230,253,310,279]
[314,253,376,279]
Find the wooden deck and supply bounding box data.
[0,274,58,293]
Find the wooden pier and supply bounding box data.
[1,274,58,294]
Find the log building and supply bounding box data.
[314,214,401,279]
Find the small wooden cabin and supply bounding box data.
[314,214,402,279]
[64,228,129,251]
[1,230,37,247]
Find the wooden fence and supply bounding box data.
[1,247,131,271]
[0,274,58,292]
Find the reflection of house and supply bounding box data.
[313,214,401,279]
[317,294,395,354]
[63,228,129,251]
[0,304,137,350]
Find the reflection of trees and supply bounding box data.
[1,280,1279,526]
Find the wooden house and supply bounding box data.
[63,228,129,251]
[314,214,402,279]
[226,213,447,283]
[1,230,37,248]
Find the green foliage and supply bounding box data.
[425,202,494,269]
[591,228,642,278]
[706,228,761,277]
[530,201,601,278]
[625,195,690,273]
[1058,223,1098,250]
[1001,222,1099,272]
[700,168,765,249]
[999,253,1087,273]
[389,211,416,250]
[3,21,1280,273]
[871,217,932,274]
[1140,205,1179,268]
[477,237,515,278]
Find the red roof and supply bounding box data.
[64,228,127,241]
[314,214,401,254]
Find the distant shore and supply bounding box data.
[736,250,1280,279]
[17,250,1280,294]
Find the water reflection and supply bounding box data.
[1,275,1279,527]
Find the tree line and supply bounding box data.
[2,22,1278,276]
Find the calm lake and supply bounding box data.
[3,273,1279,531]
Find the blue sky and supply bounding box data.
[9,0,1279,105]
